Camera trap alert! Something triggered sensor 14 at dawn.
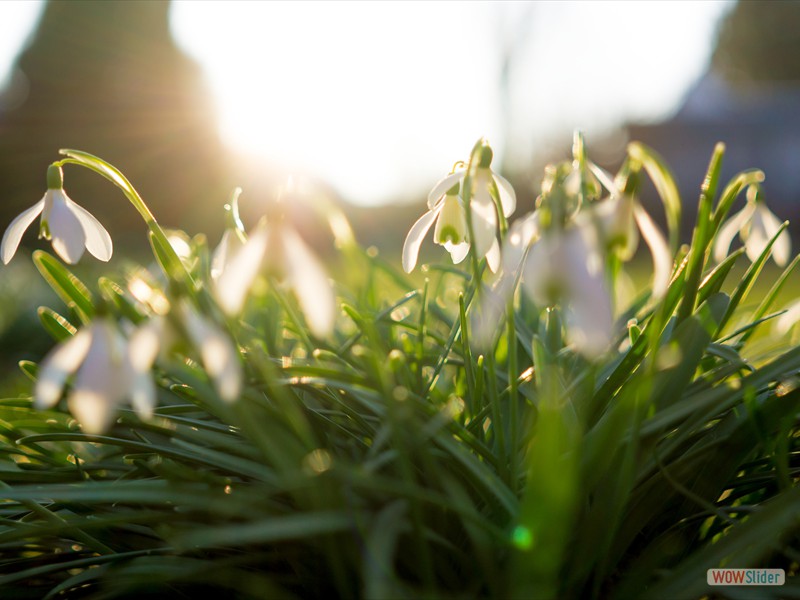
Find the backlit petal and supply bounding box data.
[47,191,86,264]
[754,203,791,266]
[216,226,268,314]
[493,173,516,217]
[712,205,753,263]
[427,171,463,210]
[402,206,440,273]
[34,328,93,409]
[634,204,672,299]
[1,198,45,264]
[444,241,470,264]
[776,300,800,335]
[282,227,336,337]
[66,196,113,261]
[68,322,129,433]
[502,212,539,275]
[182,303,242,402]
[470,174,499,263]
[486,238,501,273]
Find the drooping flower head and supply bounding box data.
[1,164,112,265]
[402,139,516,273]
[213,182,336,338]
[713,183,791,266]
[35,317,154,434]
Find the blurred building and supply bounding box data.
[0,0,231,248]
[628,0,800,233]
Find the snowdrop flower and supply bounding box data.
[402,142,516,274]
[713,185,791,266]
[131,301,242,403]
[576,165,673,299]
[35,317,154,434]
[526,226,613,357]
[1,164,112,265]
[402,179,469,272]
[215,211,335,337]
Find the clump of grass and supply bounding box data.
[0,138,797,599]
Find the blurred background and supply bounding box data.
[0,0,798,374]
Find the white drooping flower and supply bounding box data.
[1,165,112,265]
[713,185,791,266]
[35,318,154,434]
[130,301,243,403]
[402,142,516,274]
[523,226,613,357]
[215,216,335,338]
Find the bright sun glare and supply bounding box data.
[170,2,501,206]
[0,1,732,207]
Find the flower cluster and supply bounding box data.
[1,137,796,435]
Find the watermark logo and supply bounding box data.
[707,569,785,586]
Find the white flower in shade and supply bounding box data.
[713,186,791,266]
[216,219,335,338]
[131,301,243,403]
[34,318,154,434]
[520,225,613,358]
[1,165,112,265]
[402,157,516,274]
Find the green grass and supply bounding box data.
[0,140,798,599]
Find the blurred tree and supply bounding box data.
[712,0,800,83]
[0,0,231,249]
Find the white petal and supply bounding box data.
[565,292,613,359]
[66,196,113,261]
[634,204,672,299]
[182,303,242,402]
[469,176,499,263]
[502,212,539,275]
[401,207,440,273]
[713,205,753,263]
[216,227,268,314]
[210,229,244,281]
[47,192,86,264]
[493,173,516,217]
[282,227,336,337]
[776,300,800,335]
[68,322,129,433]
[444,241,470,264]
[129,370,156,420]
[754,203,791,266]
[34,328,93,409]
[128,320,162,371]
[486,238,501,273]
[1,198,45,264]
[427,171,464,210]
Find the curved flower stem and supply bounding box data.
[56,150,195,290]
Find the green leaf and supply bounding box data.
[32,250,94,322]
[37,306,76,342]
[627,142,681,252]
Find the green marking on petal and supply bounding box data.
[39,220,51,240]
[436,225,463,245]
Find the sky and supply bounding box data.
[0,1,733,206]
